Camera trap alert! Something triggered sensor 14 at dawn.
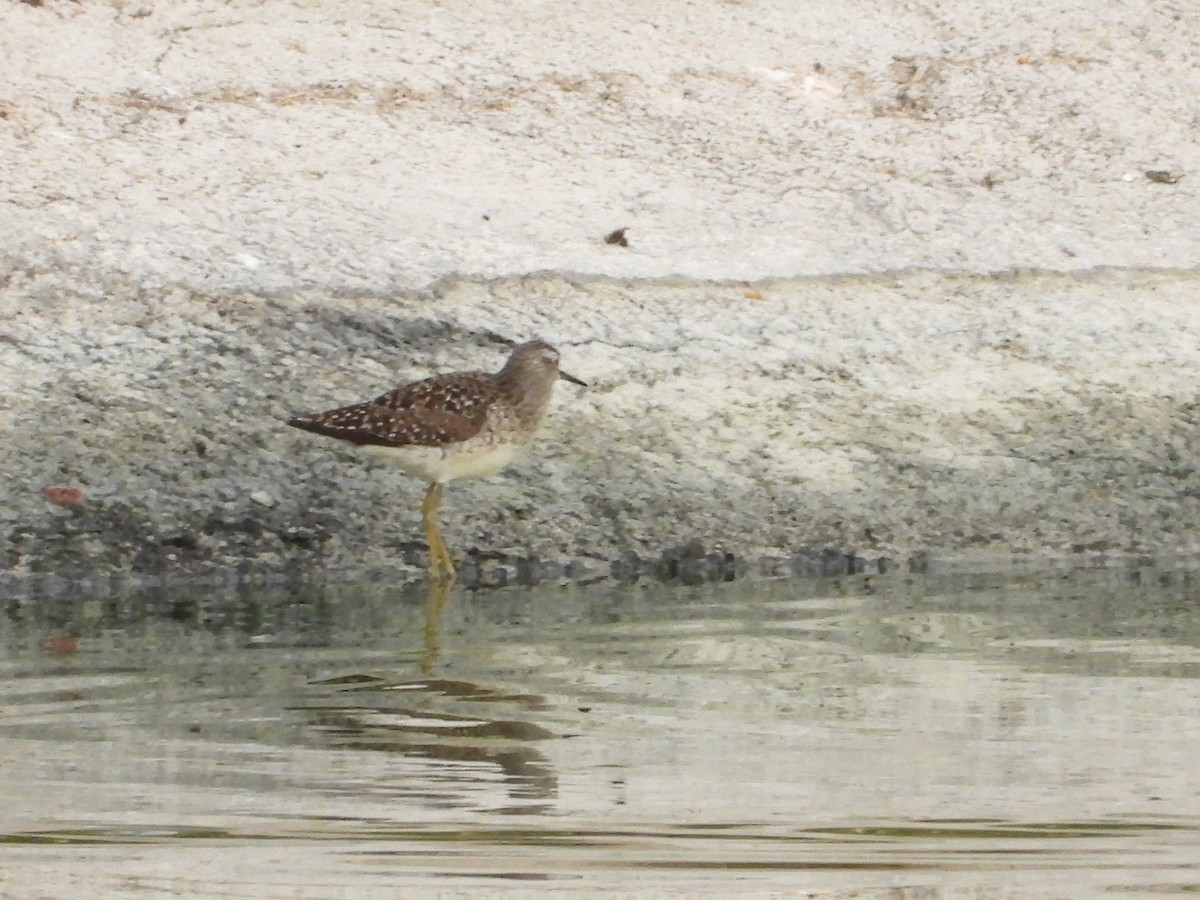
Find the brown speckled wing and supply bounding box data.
[288,401,484,448]
[371,372,503,420]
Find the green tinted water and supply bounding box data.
[1,568,1198,897]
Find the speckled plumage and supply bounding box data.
[287,341,582,481]
[287,341,586,579]
[288,373,501,450]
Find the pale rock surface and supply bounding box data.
[1,0,1197,584]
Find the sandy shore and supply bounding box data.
[1,0,1198,586]
[6,267,1200,587]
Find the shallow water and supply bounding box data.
[1,567,1199,898]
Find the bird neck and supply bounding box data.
[495,364,555,426]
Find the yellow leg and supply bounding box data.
[421,482,456,582]
[420,574,452,675]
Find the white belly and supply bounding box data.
[361,440,522,484]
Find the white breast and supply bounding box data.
[361,440,523,484]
